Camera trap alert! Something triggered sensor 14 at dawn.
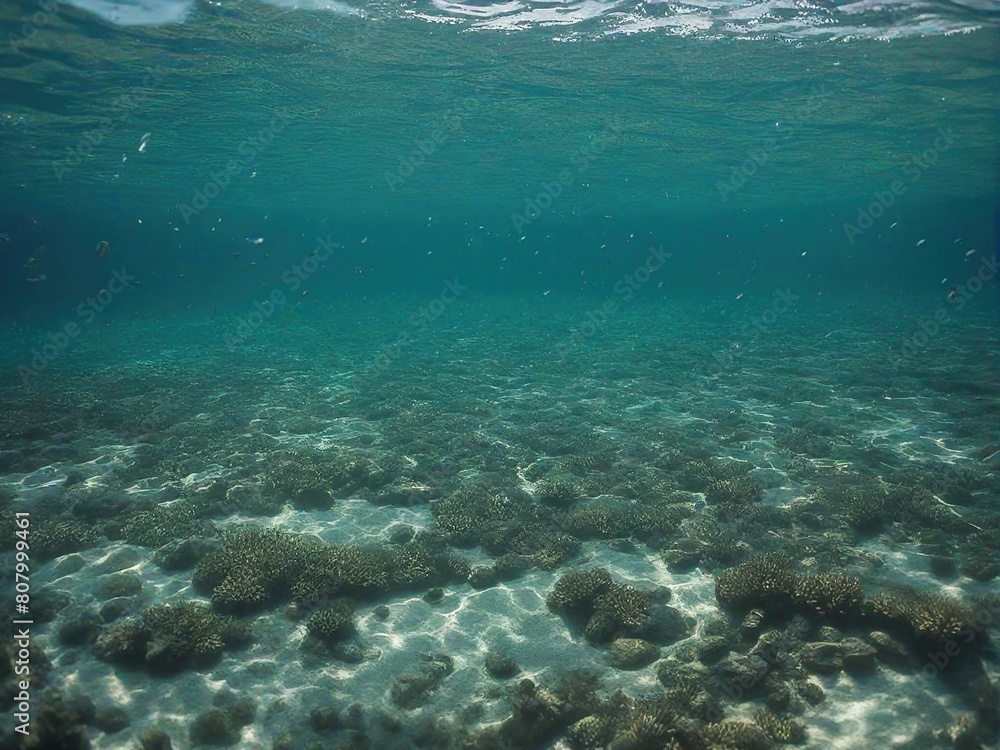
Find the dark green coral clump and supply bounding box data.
[716,554,798,608]
[479,513,581,571]
[306,600,355,643]
[678,459,763,505]
[193,527,315,612]
[717,555,862,617]
[118,501,203,548]
[547,569,653,645]
[193,526,466,613]
[565,497,688,542]
[547,568,614,615]
[871,589,983,647]
[94,602,250,672]
[264,449,396,505]
[33,521,102,561]
[792,572,862,615]
[534,478,582,507]
[431,484,532,541]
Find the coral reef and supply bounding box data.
[306,599,355,643]
[33,521,102,561]
[93,602,250,672]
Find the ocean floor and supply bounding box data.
[0,291,998,749]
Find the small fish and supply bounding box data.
[246,237,264,245]
[138,132,150,153]
[917,239,926,247]
[95,240,110,259]
[965,249,975,257]
[947,284,958,301]
[736,292,745,300]
[23,257,46,282]
[232,252,241,258]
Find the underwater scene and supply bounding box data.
[1,0,999,748]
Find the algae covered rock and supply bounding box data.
[189,707,241,747]
[608,638,660,670]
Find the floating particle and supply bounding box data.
[95,240,110,259]
[122,154,127,163]
[138,219,142,224]
[232,252,240,258]
[250,170,257,178]
[246,237,264,245]
[138,133,150,153]
[917,239,925,246]
[948,284,958,300]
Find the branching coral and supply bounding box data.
[94,602,250,672]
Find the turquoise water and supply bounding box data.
[1,2,999,749]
